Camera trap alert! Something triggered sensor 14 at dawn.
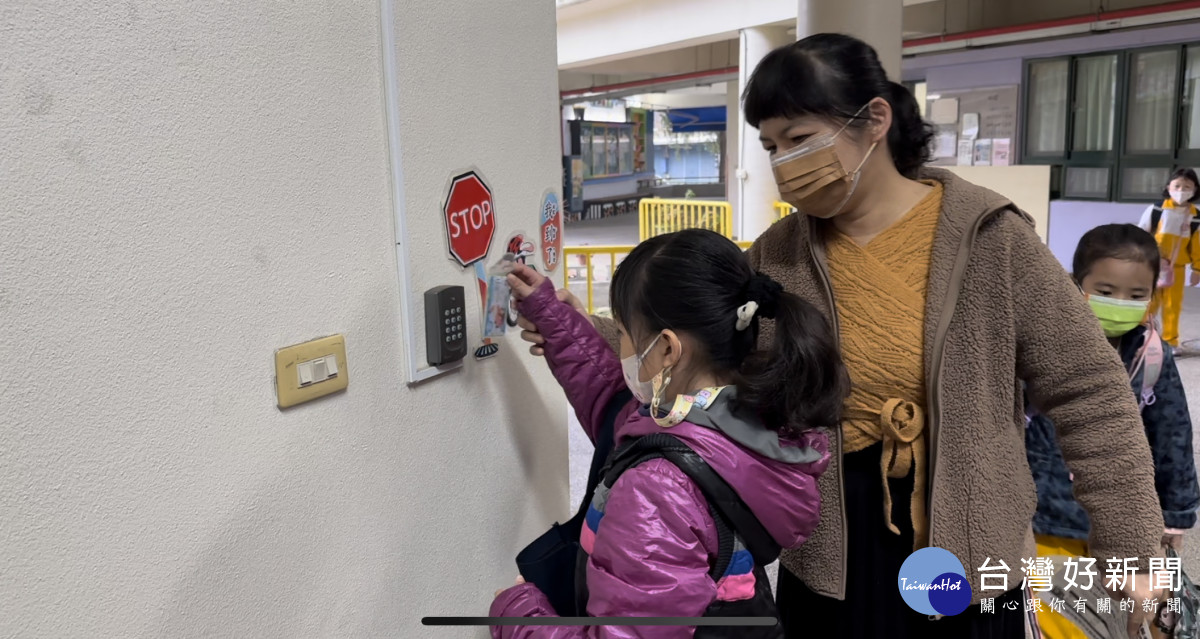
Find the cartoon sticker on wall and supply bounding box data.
[474,256,512,361]
[540,191,563,273]
[503,231,535,328]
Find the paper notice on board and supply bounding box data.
[930,98,959,125]
[973,139,993,166]
[991,138,1011,166]
[962,113,980,140]
[956,140,974,166]
[934,131,958,158]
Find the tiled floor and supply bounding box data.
[560,213,1200,588]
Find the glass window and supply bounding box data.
[1064,166,1111,199]
[1126,49,1179,153]
[618,128,632,174]
[1027,60,1070,155]
[1184,46,1200,150]
[1121,167,1172,200]
[580,129,592,179]
[590,126,605,177]
[1072,55,1118,152]
[605,129,619,175]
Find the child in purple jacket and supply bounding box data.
[491,229,845,638]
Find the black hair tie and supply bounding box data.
[744,272,783,320]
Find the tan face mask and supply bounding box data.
[771,106,878,218]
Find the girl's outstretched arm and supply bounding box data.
[510,265,631,444]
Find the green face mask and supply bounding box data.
[1087,295,1149,337]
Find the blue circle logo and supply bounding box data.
[897,547,972,616]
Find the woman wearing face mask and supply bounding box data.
[1025,224,1198,638]
[516,33,1164,638]
[742,34,1165,638]
[1137,168,1200,350]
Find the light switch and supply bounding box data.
[274,335,349,409]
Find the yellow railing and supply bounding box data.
[774,201,795,220]
[564,240,755,314]
[639,198,733,241]
[563,245,631,315]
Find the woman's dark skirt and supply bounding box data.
[776,443,1026,639]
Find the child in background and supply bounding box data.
[1138,168,1200,349]
[491,229,847,638]
[1025,224,1200,638]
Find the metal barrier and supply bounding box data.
[564,240,755,314]
[774,201,795,220]
[562,245,630,315]
[638,198,733,241]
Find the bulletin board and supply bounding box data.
[927,86,1019,168]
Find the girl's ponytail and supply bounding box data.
[735,275,848,432]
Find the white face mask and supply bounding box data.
[621,333,661,405]
[1169,189,1195,206]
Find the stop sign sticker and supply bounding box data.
[443,171,497,267]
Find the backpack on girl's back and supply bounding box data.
[491,229,847,639]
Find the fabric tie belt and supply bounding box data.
[844,398,928,549]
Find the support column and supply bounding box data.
[798,0,902,80]
[734,26,793,241]
[725,83,739,222]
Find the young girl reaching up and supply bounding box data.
[1025,224,1200,638]
[490,229,847,638]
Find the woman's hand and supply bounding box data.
[1113,572,1167,636]
[494,576,525,599]
[506,266,591,356]
[1162,531,1184,551]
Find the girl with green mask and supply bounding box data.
[1025,224,1199,639]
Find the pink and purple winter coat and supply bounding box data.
[490,278,830,638]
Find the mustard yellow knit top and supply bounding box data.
[825,182,943,550]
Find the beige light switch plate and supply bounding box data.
[274,334,348,409]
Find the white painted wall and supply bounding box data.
[1047,201,1150,269]
[557,0,796,69]
[943,165,1051,242]
[1,1,566,637]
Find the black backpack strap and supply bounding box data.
[601,433,781,575]
[578,388,632,516]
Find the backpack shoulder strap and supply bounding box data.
[579,389,632,515]
[1151,205,1164,233]
[601,433,781,577]
[1140,326,1164,397]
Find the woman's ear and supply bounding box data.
[866,97,892,143]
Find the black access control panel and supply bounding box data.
[425,285,467,366]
